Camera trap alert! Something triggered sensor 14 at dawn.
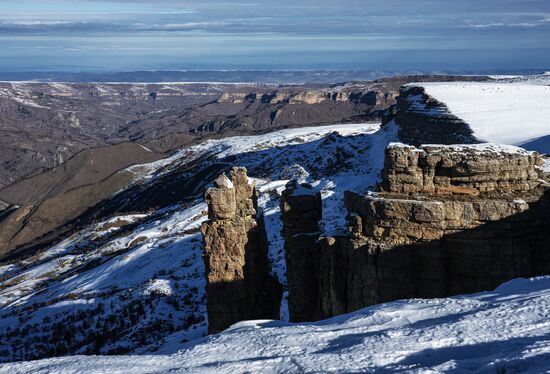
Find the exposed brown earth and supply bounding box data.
[0,79,402,256]
[0,142,163,256]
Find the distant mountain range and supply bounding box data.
[0,69,548,84]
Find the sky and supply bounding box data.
[0,0,548,72]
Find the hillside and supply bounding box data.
[0,79,401,188]
[0,122,390,362]
[0,74,548,366]
[2,276,549,373]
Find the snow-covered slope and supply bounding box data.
[0,122,394,362]
[414,82,550,152]
[2,276,550,373]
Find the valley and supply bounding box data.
[0,73,548,371]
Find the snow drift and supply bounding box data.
[2,276,550,373]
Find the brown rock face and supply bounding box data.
[279,181,323,322]
[201,167,281,333]
[382,144,543,195]
[282,144,550,322]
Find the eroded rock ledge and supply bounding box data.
[282,143,550,322]
[200,167,281,333]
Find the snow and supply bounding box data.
[414,82,550,152]
[127,121,391,237]
[1,81,550,368]
[0,121,395,362]
[11,96,51,109]
[3,276,550,373]
[144,279,175,297]
[127,122,380,180]
[412,142,537,155]
[0,203,210,359]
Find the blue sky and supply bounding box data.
[0,0,548,72]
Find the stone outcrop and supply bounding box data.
[279,181,323,322]
[282,144,550,322]
[200,167,281,333]
[218,86,397,108]
[382,143,543,195]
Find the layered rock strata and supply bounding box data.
[200,167,281,333]
[382,143,543,195]
[282,144,550,322]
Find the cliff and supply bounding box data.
[387,85,478,146]
[282,143,550,322]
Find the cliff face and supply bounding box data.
[200,83,399,134]
[382,143,543,195]
[218,86,397,107]
[387,86,478,146]
[200,167,282,333]
[282,144,550,322]
[279,181,323,322]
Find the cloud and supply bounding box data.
[0,0,548,71]
[463,19,550,29]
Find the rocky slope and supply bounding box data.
[0,123,385,362]
[0,80,402,189]
[0,79,405,257]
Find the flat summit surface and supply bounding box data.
[418,81,550,151]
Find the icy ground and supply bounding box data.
[0,122,394,362]
[2,276,550,373]
[413,82,550,153]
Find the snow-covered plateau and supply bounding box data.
[2,276,550,373]
[412,81,550,152]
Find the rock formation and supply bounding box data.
[387,85,478,146]
[279,181,323,322]
[282,144,550,322]
[200,167,281,333]
[382,143,543,195]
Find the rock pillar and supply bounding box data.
[201,167,281,333]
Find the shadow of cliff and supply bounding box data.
[317,333,549,373]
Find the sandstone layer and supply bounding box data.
[201,167,281,333]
